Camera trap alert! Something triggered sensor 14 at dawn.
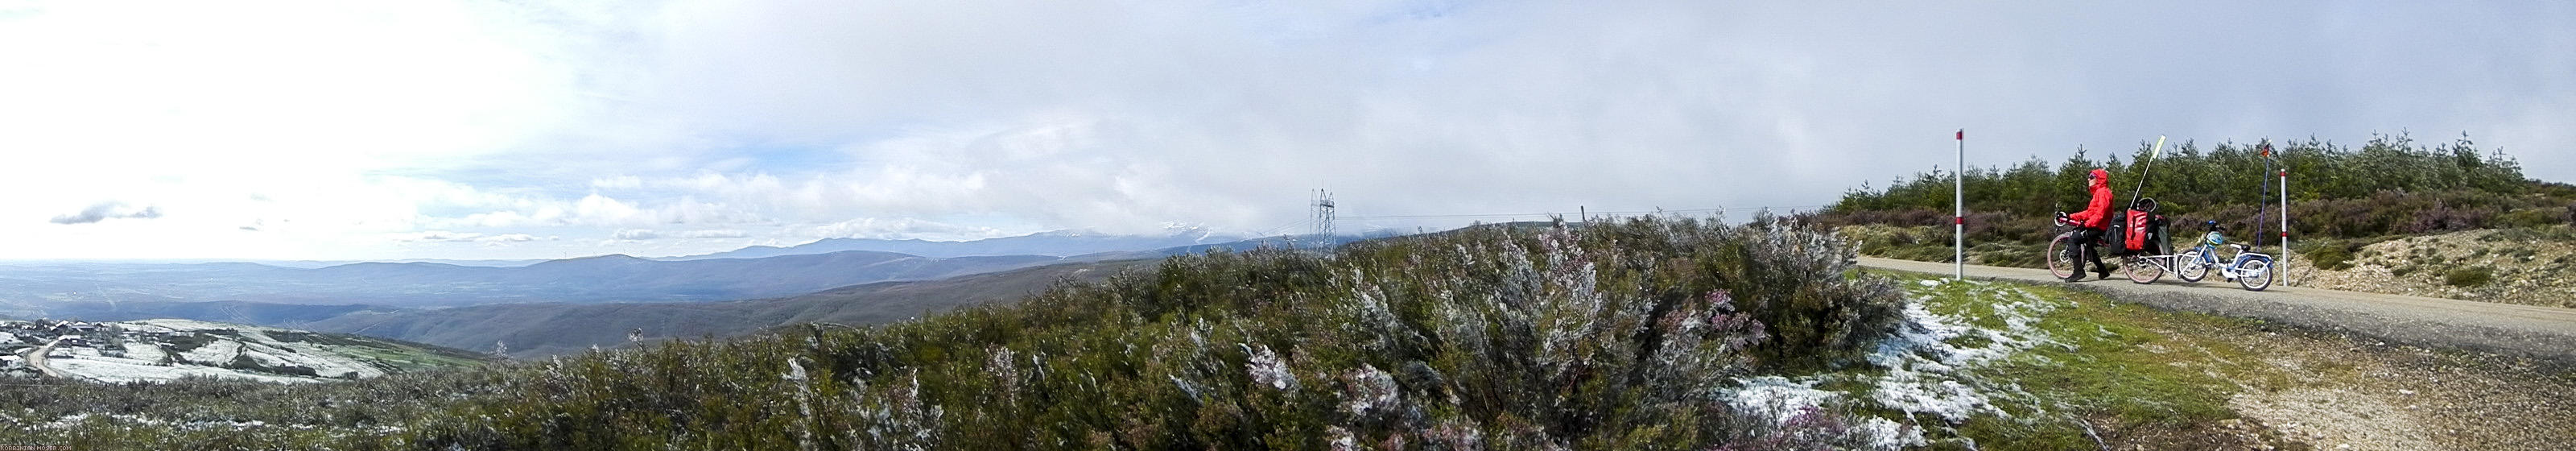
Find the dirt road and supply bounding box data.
[17,337,67,379]
[1860,257,2576,366]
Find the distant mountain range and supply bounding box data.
[0,250,1079,308]
[0,230,1336,358]
[661,229,1244,260]
[297,259,1158,358]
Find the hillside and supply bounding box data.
[664,229,1243,260]
[0,250,1076,308]
[299,259,1158,357]
[4,319,488,383]
[3,217,2567,449]
[0,217,1930,449]
[2292,226,2576,308]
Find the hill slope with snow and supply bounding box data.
[4,319,489,383]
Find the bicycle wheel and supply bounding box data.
[2046,233,2077,280]
[2237,259,2272,291]
[2175,250,2207,283]
[2126,256,2162,283]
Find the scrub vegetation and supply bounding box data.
[3,217,1919,449]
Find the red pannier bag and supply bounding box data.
[2124,209,2154,253]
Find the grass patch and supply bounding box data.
[1873,271,2284,449]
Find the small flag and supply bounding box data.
[1955,130,1963,140]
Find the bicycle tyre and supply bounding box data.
[2238,259,2272,292]
[2175,250,2207,283]
[2126,256,2162,283]
[2046,233,2077,280]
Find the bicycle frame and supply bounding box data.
[2221,250,2273,279]
[2176,230,2273,290]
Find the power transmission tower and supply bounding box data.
[1311,189,1336,250]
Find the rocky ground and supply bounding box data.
[2291,227,2576,308]
[1843,223,2576,308]
[2209,321,2575,450]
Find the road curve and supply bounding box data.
[19,337,68,379]
[1860,257,2576,366]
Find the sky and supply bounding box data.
[1,1,2570,261]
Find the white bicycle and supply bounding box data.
[2174,225,2273,292]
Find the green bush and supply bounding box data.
[2444,267,2495,288]
[2495,208,2568,229]
[2303,243,2357,271]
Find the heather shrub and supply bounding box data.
[2445,267,2495,288]
[3,216,1908,449]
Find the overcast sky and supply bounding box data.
[2,1,2570,261]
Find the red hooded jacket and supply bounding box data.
[2066,168,2115,229]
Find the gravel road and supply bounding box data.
[18,337,66,379]
[1860,257,2576,366]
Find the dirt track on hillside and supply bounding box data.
[1859,257,2576,366]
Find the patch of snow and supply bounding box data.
[1726,376,1841,423]
[49,354,312,384]
[180,339,242,365]
[121,342,168,364]
[1857,283,2063,423]
[1719,280,2066,446]
[1722,376,1926,449]
[8,318,426,383]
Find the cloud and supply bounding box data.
[392,230,553,243]
[804,217,1009,242]
[49,201,162,225]
[5,2,2573,261]
[611,228,750,241]
[477,234,543,243]
[537,1,2576,238]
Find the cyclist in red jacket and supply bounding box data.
[2062,168,2116,281]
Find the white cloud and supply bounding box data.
[476,234,545,244]
[611,228,750,241]
[2,1,2570,261]
[49,201,161,225]
[804,217,1011,242]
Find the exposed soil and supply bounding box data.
[2293,228,2576,308]
[2212,323,2576,450]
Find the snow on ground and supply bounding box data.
[130,318,258,333]
[47,353,311,384]
[130,318,392,379]
[6,318,431,383]
[120,341,168,364]
[1719,278,2066,449]
[179,338,242,364]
